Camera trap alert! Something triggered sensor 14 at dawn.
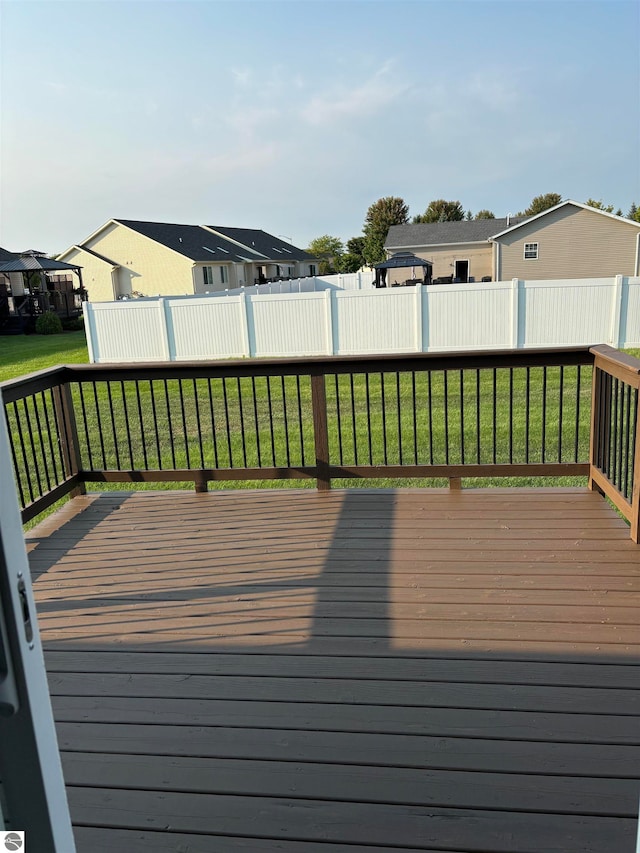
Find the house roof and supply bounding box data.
[114,220,255,263]
[58,245,119,267]
[207,226,315,261]
[74,245,120,266]
[0,254,82,273]
[374,252,432,270]
[490,200,640,239]
[385,216,529,249]
[0,247,21,263]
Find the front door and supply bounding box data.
[0,406,76,851]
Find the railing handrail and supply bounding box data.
[0,366,71,404]
[7,346,594,387]
[590,344,640,383]
[4,345,630,531]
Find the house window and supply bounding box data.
[203,266,214,285]
[524,243,539,260]
[220,266,229,284]
[309,264,317,276]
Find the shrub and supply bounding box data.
[35,311,63,335]
[61,316,85,332]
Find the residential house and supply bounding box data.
[385,201,640,283]
[57,219,318,302]
[384,217,526,284]
[491,201,640,280]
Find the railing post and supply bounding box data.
[52,382,86,497]
[311,373,330,491]
[588,362,602,493]
[630,401,640,543]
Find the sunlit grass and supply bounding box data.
[0,331,88,382]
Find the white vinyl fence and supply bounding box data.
[83,275,640,363]
[216,271,374,296]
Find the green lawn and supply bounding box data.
[0,331,89,383]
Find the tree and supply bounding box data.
[346,236,365,257]
[362,197,409,265]
[524,193,562,216]
[585,198,615,213]
[474,209,495,220]
[307,235,344,275]
[337,236,366,273]
[628,203,640,223]
[337,253,363,274]
[412,199,465,224]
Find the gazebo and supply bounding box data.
[373,251,433,288]
[0,252,85,295]
[0,253,85,333]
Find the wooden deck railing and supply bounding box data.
[2,346,639,537]
[589,344,640,541]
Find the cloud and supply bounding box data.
[231,67,252,87]
[301,61,408,126]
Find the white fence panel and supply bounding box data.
[168,296,248,360]
[84,301,169,363]
[248,292,329,357]
[316,272,374,290]
[218,271,374,298]
[334,289,417,354]
[84,275,639,363]
[621,277,640,348]
[425,281,513,351]
[521,278,614,347]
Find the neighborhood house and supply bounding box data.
[384,201,640,284]
[57,220,319,302]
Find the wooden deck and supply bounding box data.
[26,487,640,853]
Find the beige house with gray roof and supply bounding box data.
[491,202,640,280]
[58,220,318,302]
[385,201,640,283]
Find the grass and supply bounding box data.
[0,331,88,383]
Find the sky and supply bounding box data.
[1,0,639,255]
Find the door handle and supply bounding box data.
[0,569,21,717]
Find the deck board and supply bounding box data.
[28,487,640,852]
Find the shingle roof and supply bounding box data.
[0,255,82,273]
[385,216,529,248]
[115,220,255,263]
[0,247,20,263]
[70,245,119,266]
[208,226,314,261]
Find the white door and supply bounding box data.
[0,403,76,851]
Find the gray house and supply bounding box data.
[385,201,640,282]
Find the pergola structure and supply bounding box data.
[374,251,433,287]
[0,252,84,296]
[0,253,86,332]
